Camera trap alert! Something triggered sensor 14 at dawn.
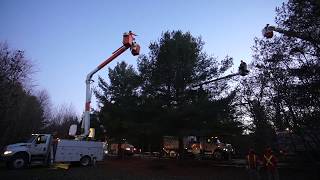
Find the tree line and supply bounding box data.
[0,43,78,147]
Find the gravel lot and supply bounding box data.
[0,158,318,180]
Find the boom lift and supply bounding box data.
[262,24,319,44]
[81,31,140,138]
[192,60,249,88]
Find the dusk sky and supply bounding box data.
[0,0,285,115]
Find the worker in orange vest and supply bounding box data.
[263,147,279,180]
[246,148,260,180]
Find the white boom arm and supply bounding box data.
[81,31,140,138]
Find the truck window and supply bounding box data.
[26,135,37,143]
[214,139,221,144]
[36,135,47,144]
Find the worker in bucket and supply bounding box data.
[239,60,249,76]
[246,148,260,180]
[263,147,279,180]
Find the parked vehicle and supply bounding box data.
[162,136,181,158]
[276,129,320,157]
[109,142,137,156]
[162,136,234,160]
[200,136,234,160]
[1,134,103,169]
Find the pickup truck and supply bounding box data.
[1,134,104,169]
[109,142,138,156]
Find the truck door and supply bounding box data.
[30,135,49,157]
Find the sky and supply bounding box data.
[0,0,286,115]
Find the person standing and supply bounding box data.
[246,149,260,180]
[263,147,279,180]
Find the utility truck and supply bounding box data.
[162,136,234,160]
[1,133,103,169]
[1,31,140,169]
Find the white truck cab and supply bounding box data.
[1,133,103,169]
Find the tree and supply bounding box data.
[138,31,238,127]
[95,31,243,153]
[136,31,241,153]
[138,31,232,108]
[96,61,140,107]
[42,103,79,138]
[0,42,45,146]
[95,61,141,143]
[239,0,320,157]
[37,89,53,123]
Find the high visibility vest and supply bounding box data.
[264,155,274,167]
[247,154,257,169]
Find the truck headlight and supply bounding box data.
[3,150,12,155]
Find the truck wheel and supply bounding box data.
[80,156,91,167]
[10,155,28,169]
[169,151,176,158]
[213,151,223,160]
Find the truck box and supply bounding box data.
[54,139,103,162]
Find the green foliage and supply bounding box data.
[239,0,320,155]
[96,31,242,151]
[95,62,141,142]
[138,31,222,107]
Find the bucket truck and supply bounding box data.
[1,32,140,169]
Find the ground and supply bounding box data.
[0,157,319,180]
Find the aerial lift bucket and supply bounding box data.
[123,32,134,47]
[262,25,274,38]
[264,30,273,38]
[131,43,140,56]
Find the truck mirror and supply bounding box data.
[69,124,78,136]
[89,128,95,138]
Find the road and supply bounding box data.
[0,158,318,180]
